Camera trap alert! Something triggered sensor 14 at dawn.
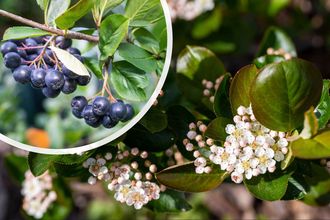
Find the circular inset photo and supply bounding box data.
[0,0,172,154]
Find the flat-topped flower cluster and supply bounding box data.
[184,105,289,183]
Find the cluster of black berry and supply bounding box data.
[0,36,91,98]
[71,96,135,128]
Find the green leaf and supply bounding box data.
[282,175,308,200]
[214,73,233,118]
[99,14,129,60]
[254,54,286,69]
[2,26,50,41]
[300,107,319,139]
[192,9,222,39]
[147,190,192,212]
[84,57,103,79]
[156,162,229,193]
[28,153,57,176]
[101,0,124,10]
[302,163,330,206]
[316,80,330,128]
[250,58,323,131]
[55,0,94,30]
[36,0,50,10]
[229,64,258,112]
[177,46,226,82]
[118,43,157,73]
[4,154,28,183]
[50,46,90,76]
[291,129,330,159]
[111,61,148,101]
[139,107,168,133]
[124,124,176,152]
[125,0,162,27]
[47,0,71,26]
[244,167,293,201]
[256,26,297,57]
[132,28,160,54]
[205,117,233,141]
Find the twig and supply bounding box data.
[0,9,99,42]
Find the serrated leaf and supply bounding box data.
[229,64,258,112]
[99,14,129,60]
[2,26,50,41]
[156,162,229,192]
[300,107,319,139]
[139,107,168,133]
[111,61,148,101]
[291,129,330,159]
[244,166,293,201]
[316,80,330,128]
[47,0,71,26]
[55,0,94,30]
[50,46,90,77]
[132,28,160,54]
[118,43,157,73]
[125,0,162,27]
[213,73,233,118]
[256,26,297,57]
[250,58,323,131]
[205,117,233,142]
[28,153,57,176]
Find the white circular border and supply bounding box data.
[0,0,173,155]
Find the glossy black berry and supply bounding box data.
[1,41,18,55]
[82,105,100,124]
[45,69,65,90]
[13,65,31,84]
[30,69,46,88]
[24,38,38,54]
[109,101,127,121]
[43,49,55,65]
[62,65,78,79]
[4,52,21,69]
[42,87,61,98]
[122,104,135,122]
[61,78,77,94]
[71,96,88,112]
[92,97,110,116]
[34,36,45,44]
[72,109,83,119]
[67,47,81,55]
[55,36,72,49]
[102,115,118,128]
[27,54,38,61]
[77,75,91,86]
[18,49,27,59]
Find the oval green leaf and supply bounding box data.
[213,73,233,118]
[250,58,323,131]
[3,26,50,41]
[205,117,233,142]
[229,64,258,112]
[156,162,229,193]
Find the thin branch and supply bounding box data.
[0,9,99,42]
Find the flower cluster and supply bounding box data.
[167,0,215,21]
[21,171,57,219]
[202,76,224,103]
[82,149,164,209]
[183,121,214,174]
[185,105,290,184]
[266,47,292,60]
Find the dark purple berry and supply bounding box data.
[77,75,91,86]
[27,54,38,61]
[1,41,18,55]
[82,105,100,124]
[67,47,81,55]
[62,65,78,79]
[18,49,27,59]
[30,69,46,88]
[13,65,31,84]
[109,101,127,121]
[4,52,21,69]
[61,78,77,94]
[122,104,135,122]
[55,36,72,49]
[102,115,118,129]
[24,38,38,54]
[34,36,46,44]
[45,69,65,90]
[92,97,110,116]
[74,54,84,62]
[72,109,83,119]
[42,87,61,98]
[43,49,55,65]
[71,96,88,112]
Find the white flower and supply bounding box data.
[114,182,132,203]
[126,187,149,209]
[231,171,243,183]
